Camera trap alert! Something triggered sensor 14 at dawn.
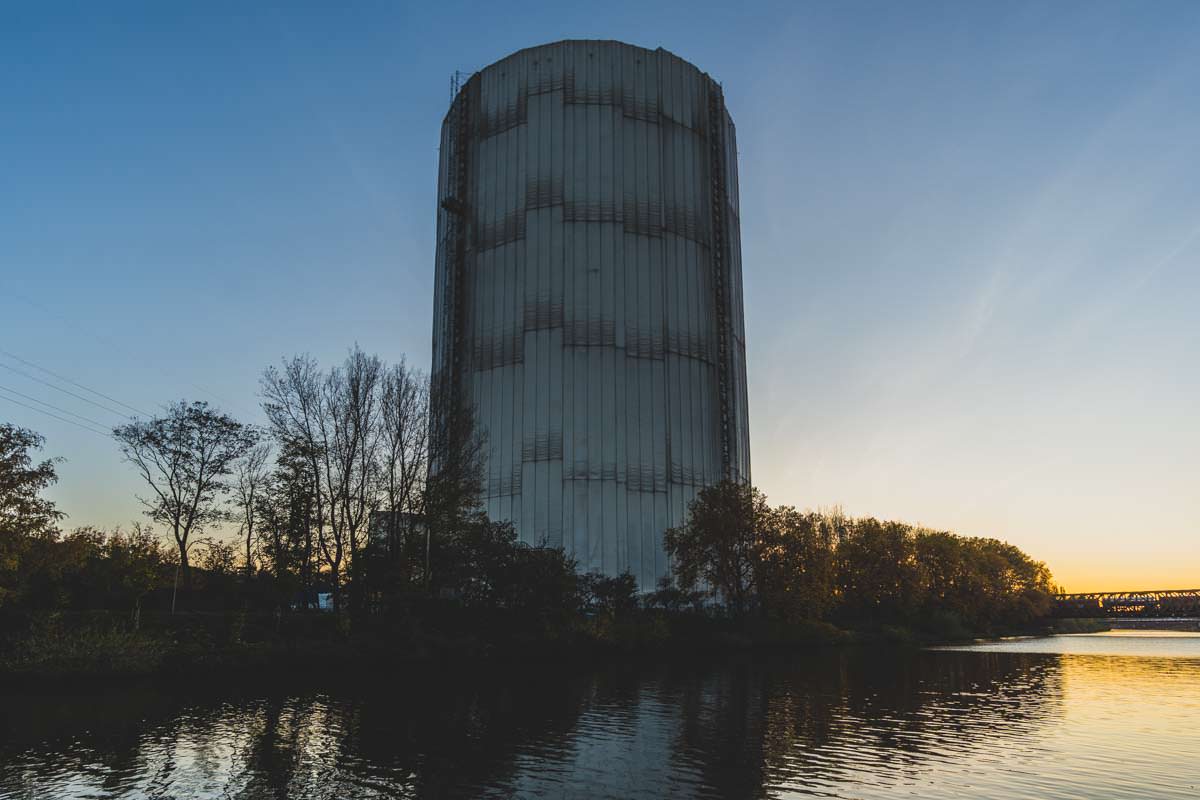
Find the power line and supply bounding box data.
[0,388,114,438]
[0,361,134,421]
[2,288,243,417]
[0,383,114,431]
[0,349,153,418]
[0,350,254,428]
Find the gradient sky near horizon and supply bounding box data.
[2,1,1198,592]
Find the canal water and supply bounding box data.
[2,631,1198,798]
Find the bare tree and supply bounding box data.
[321,348,383,603]
[234,441,271,578]
[379,360,429,569]
[113,401,258,590]
[262,347,382,607]
[262,356,326,599]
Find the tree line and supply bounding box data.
[1,345,1056,649]
[665,481,1056,633]
[0,347,582,624]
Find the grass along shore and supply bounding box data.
[0,607,1106,682]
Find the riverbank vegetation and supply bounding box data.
[665,480,1056,641]
[1,349,1058,679]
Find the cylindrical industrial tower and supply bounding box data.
[431,40,749,590]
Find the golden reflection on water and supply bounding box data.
[816,632,1200,800]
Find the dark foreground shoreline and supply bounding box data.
[0,607,1111,687]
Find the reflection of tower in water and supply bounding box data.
[8,649,1200,796]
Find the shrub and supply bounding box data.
[1,616,167,677]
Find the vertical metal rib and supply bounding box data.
[442,78,474,423]
[707,79,732,481]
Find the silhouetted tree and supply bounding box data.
[581,571,640,617]
[112,401,258,590]
[665,481,772,617]
[379,359,429,574]
[323,348,384,605]
[262,355,327,598]
[269,439,320,598]
[101,523,166,625]
[234,441,271,579]
[197,538,238,577]
[433,513,580,622]
[263,347,383,608]
[758,507,837,623]
[833,517,924,622]
[0,422,63,534]
[1,423,64,608]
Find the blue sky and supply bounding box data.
[2,1,1198,590]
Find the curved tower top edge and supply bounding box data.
[442,39,726,124]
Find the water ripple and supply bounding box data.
[2,634,1200,798]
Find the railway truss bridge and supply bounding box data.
[1053,588,1200,618]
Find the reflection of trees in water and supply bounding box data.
[227,698,322,799]
[0,673,595,798]
[651,660,772,798]
[0,687,176,796]
[335,669,595,797]
[0,653,1068,798]
[639,650,1063,795]
[756,650,1064,790]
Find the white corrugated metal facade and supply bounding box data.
[432,40,750,591]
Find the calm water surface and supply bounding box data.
[2,631,1199,799]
